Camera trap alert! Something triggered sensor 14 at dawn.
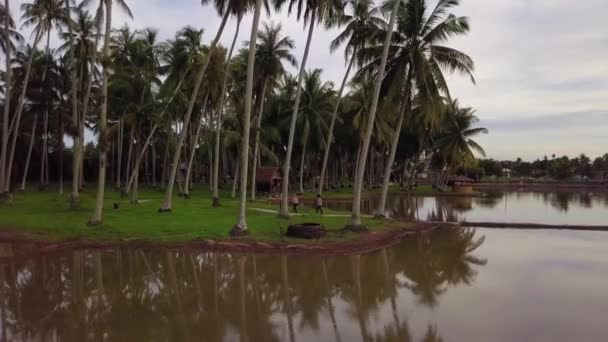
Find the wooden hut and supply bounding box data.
[447,175,475,194]
[256,167,283,195]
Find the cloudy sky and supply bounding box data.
[13,0,608,161]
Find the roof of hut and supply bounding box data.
[448,175,475,183]
[256,167,282,183]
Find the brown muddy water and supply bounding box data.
[327,191,608,226]
[1,227,607,341]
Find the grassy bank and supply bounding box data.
[0,185,385,242]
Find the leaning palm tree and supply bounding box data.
[276,0,342,217]
[348,0,401,228]
[88,0,133,225]
[230,0,264,235]
[3,0,64,193]
[212,13,244,207]
[250,22,296,201]
[159,0,235,212]
[370,0,475,216]
[318,0,383,195]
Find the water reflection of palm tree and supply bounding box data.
[399,228,487,306]
[0,228,487,340]
[420,325,443,342]
[281,256,296,342]
[474,191,503,209]
[238,256,248,342]
[321,259,342,342]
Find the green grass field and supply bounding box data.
[0,185,384,242]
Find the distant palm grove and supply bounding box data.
[0,0,486,232]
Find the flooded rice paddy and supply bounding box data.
[327,190,608,226]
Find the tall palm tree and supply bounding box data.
[64,0,78,198]
[212,15,242,207]
[348,0,400,228]
[3,0,64,192]
[159,0,234,212]
[210,0,257,206]
[0,0,14,196]
[371,0,475,216]
[318,0,382,195]
[230,0,264,235]
[88,0,132,225]
[250,22,296,201]
[276,0,342,217]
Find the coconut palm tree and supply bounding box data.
[212,15,241,207]
[348,0,400,228]
[250,22,296,201]
[88,0,133,225]
[210,0,260,206]
[293,68,334,193]
[318,0,383,195]
[3,0,65,193]
[159,0,235,212]
[368,0,475,216]
[63,0,78,197]
[0,1,22,195]
[434,99,487,186]
[276,0,342,217]
[230,0,264,235]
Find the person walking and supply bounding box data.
[292,193,300,213]
[315,194,323,214]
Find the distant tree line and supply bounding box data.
[475,154,608,180]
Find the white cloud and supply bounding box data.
[7,0,608,160]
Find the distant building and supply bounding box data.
[502,168,512,178]
[256,167,283,194]
[591,170,608,181]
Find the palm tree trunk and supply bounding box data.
[231,159,239,198]
[298,137,308,194]
[406,143,424,189]
[318,50,356,195]
[130,147,139,204]
[279,10,316,217]
[377,70,413,216]
[184,97,209,198]
[4,30,43,192]
[0,0,11,194]
[161,133,170,188]
[160,9,231,212]
[213,17,241,206]
[116,118,123,188]
[88,0,113,226]
[58,118,64,195]
[40,109,49,188]
[377,95,411,217]
[124,126,134,193]
[20,115,37,191]
[123,76,189,195]
[231,0,263,234]
[74,2,103,207]
[350,0,400,227]
[151,141,157,187]
[64,0,77,196]
[250,78,268,202]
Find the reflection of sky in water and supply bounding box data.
[405,228,608,342]
[327,191,608,225]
